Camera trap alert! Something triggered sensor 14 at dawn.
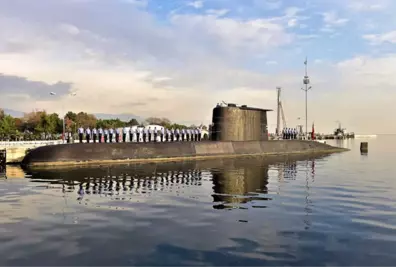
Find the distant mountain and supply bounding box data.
[1,108,144,122]
[3,108,24,118]
[94,113,144,122]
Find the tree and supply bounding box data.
[65,111,77,122]
[75,112,97,128]
[128,118,139,126]
[34,112,50,138]
[23,110,46,134]
[0,115,17,140]
[48,113,63,134]
[145,117,173,128]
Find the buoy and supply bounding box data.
[360,142,368,153]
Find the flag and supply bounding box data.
[304,57,307,65]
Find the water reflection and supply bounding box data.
[24,155,323,212]
[211,164,269,209]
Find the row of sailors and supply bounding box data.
[75,127,202,143]
[282,128,299,140]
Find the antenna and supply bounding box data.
[301,56,312,139]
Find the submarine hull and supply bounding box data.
[21,140,348,169]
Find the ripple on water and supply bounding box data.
[2,149,396,265]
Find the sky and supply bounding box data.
[0,0,395,134]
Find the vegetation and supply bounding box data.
[0,108,207,141]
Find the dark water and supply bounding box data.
[1,136,396,266]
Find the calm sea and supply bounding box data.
[1,136,395,266]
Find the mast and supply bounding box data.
[301,57,312,139]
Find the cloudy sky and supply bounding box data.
[0,0,395,134]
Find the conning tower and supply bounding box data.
[211,103,272,141]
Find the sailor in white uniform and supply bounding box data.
[175,128,180,141]
[171,128,175,142]
[198,128,201,141]
[109,128,114,143]
[181,128,185,141]
[129,127,135,142]
[143,127,148,143]
[78,127,84,143]
[122,127,128,142]
[85,127,91,143]
[137,127,142,142]
[160,127,165,142]
[147,127,152,142]
[153,127,158,142]
[98,127,103,143]
[104,128,108,143]
[115,128,121,143]
[92,127,98,143]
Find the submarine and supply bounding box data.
[21,104,348,169]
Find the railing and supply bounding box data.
[0,140,63,148]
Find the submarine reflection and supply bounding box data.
[25,155,322,210]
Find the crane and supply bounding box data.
[276,87,287,136]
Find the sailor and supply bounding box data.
[185,129,190,142]
[122,126,128,142]
[153,127,158,142]
[137,127,141,142]
[194,129,198,141]
[175,128,180,141]
[197,128,200,141]
[109,128,114,143]
[65,131,69,143]
[293,128,297,140]
[78,126,84,143]
[115,128,120,143]
[192,129,196,142]
[181,128,185,141]
[104,128,109,143]
[160,127,165,142]
[85,127,91,143]
[143,127,148,143]
[98,127,103,143]
[129,127,135,142]
[287,128,291,140]
[165,128,169,142]
[147,127,152,142]
[171,128,175,142]
[92,127,98,143]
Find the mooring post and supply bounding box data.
[0,149,6,176]
[360,142,368,153]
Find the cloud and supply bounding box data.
[121,0,148,7]
[187,1,203,9]
[0,74,72,100]
[322,11,349,26]
[205,9,229,17]
[253,0,282,10]
[346,1,388,11]
[265,61,278,65]
[0,0,395,133]
[363,31,396,45]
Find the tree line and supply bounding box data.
[0,109,207,141]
